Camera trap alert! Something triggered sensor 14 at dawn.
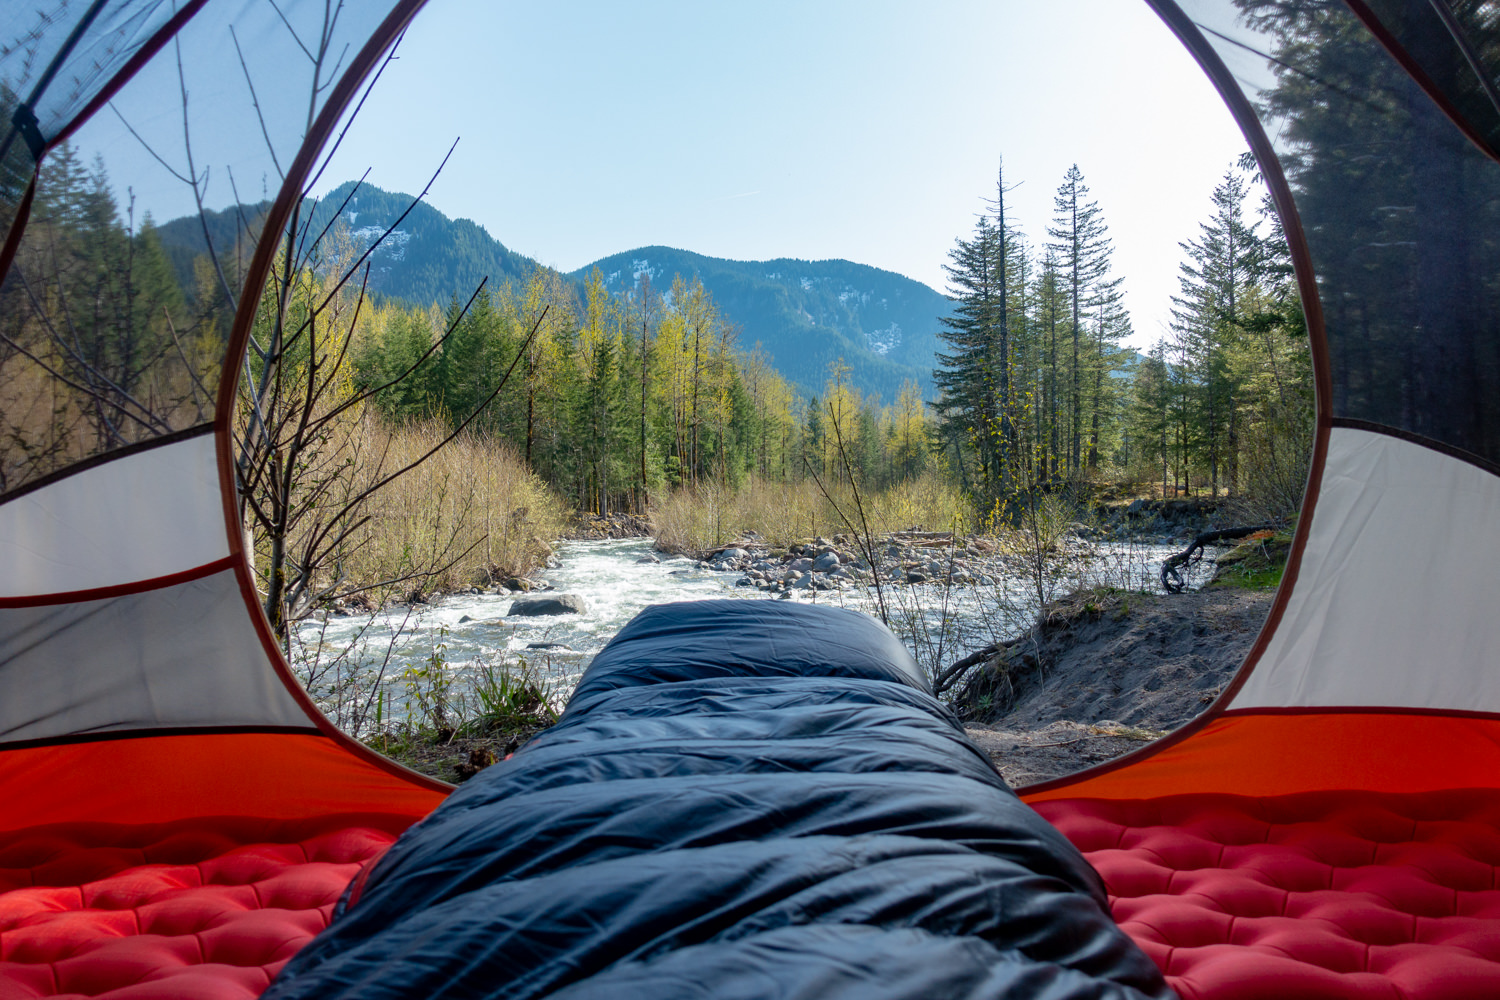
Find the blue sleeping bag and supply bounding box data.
[265,600,1172,999]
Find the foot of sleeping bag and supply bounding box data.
[264,600,1173,1000]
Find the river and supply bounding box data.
[293,536,1219,730]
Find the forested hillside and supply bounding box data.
[8,142,1314,536]
[347,266,931,513]
[153,182,538,311]
[574,248,949,398]
[155,184,948,402]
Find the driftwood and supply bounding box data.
[933,641,1001,695]
[1160,524,1277,594]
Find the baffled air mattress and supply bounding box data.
[1036,791,1500,1000]
[264,600,1172,999]
[0,815,406,999]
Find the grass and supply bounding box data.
[1208,530,1293,591]
[361,653,559,783]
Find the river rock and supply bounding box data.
[788,557,813,573]
[813,551,840,572]
[716,547,750,562]
[508,593,587,616]
[526,641,574,651]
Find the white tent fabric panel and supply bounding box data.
[0,567,309,743]
[1230,427,1500,713]
[0,432,228,598]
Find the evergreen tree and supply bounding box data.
[1047,165,1114,476]
[933,214,1004,500]
[1084,274,1130,470]
[632,272,659,509]
[1128,342,1174,495]
[1170,166,1260,495]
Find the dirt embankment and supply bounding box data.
[962,585,1275,789]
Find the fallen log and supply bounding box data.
[1160,524,1278,594]
[933,641,1001,695]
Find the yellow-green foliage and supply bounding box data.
[860,470,974,536]
[650,470,970,553]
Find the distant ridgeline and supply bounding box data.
[573,249,949,400]
[153,182,950,401]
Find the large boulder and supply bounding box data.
[508,593,587,617]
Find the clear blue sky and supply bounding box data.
[315,0,1252,349]
[83,1,1254,352]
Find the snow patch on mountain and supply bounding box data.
[866,323,902,355]
[351,224,412,261]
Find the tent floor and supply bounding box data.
[1035,789,1500,1000]
[0,816,404,999]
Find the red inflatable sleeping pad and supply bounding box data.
[0,816,403,999]
[1034,789,1500,1000]
[8,791,1500,999]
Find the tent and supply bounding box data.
[1,1,1498,998]
[1024,2,1500,997]
[0,3,447,997]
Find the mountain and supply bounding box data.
[152,200,271,297]
[574,248,950,400]
[306,181,539,305]
[154,182,540,309]
[155,184,953,401]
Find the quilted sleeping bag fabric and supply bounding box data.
[264,600,1173,1000]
